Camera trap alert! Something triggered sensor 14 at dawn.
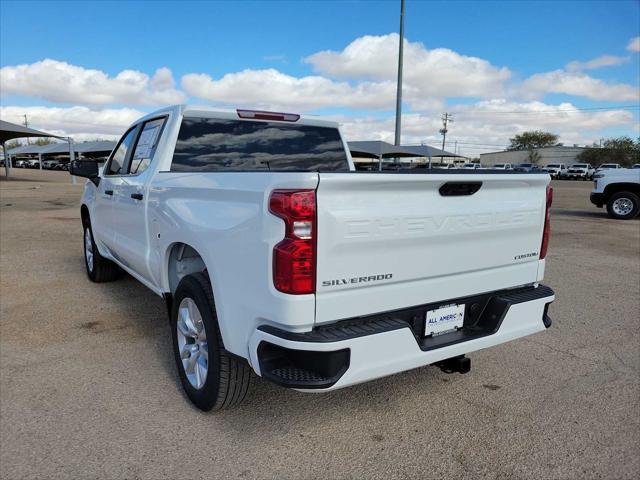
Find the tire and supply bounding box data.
[606,191,640,220]
[83,220,120,282]
[171,272,251,411]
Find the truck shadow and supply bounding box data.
[552,209,640,220]
[552,209,607,219]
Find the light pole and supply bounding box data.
[66,137,76,185]
[394,0,405,146]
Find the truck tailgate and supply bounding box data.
[315,172,549,324]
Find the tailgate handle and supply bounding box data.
[439,182,482,196]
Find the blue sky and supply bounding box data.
[1,0,639,155]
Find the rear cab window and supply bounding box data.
[171,117,349,172]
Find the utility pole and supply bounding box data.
[394,0,405,146]
[23,114,30,145]
[440,113,453,150]
[440,112,453,161]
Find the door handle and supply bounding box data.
[131,193,144,201]
[104,190,113,196]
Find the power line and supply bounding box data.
[454,105,640,115]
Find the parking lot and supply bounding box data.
[1,169,638,479]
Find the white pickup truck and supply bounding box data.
[71,105,555,411]
[567,163,595,180]
[591,168,640,219]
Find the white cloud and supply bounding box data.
[1,99,635,157]
[305,33,511,98]
[0,105,144,139]
[335,100,636,156]
[522,70,639,102]
[0,59,186,105]
[566,55,628,71]
[181,34,512,113]
[627,36,640,52]
[182,68,398,111]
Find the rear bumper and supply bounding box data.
[249,285,555,390]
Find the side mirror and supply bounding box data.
[69,159,100,186]
[69,159,98,178]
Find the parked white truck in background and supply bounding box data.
[71,105,555,411]
[567,163,595,180]
[591,168,640,219]
[544,163,568,179]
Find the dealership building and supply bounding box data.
[480,146,588,167]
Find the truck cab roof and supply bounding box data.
[136,105,339,130]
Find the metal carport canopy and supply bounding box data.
[0,120,63,144]
[75,140,116,154]
[398,144,461,158]
[347,140,419,158]
[1,120,65,176]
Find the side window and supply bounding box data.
[129,118,166,175]
[106,127,138,175]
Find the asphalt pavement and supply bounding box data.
[1,169,638,479]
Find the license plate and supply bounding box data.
[425,304,465,336]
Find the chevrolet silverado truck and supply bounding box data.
[567,163,595,180]
[543,163,567,179]
[591,168,640,219]
[70,105,555,411]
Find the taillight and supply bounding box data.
[269,189,316,294]
[540,185,553,259]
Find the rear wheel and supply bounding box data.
[171,272,251,411]
[83,221,119,282]
[606,191,640,220]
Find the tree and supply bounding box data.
[33,137,56,146]
[5,140,21,150]
[508,131,559,165]
[528,150,542,164]
[508,131,559,151]
[577,136,640,167]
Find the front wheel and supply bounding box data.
[606,191,640,220]
[171,272,251,411]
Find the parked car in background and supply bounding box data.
[632,164,640,169]
[543,164,567,179]
[43,160,60,170]
[71,105,555,411]
[15,159,28,168]
[54,162,69,171]
[462,163,482,169]
[434,163,457,169]
[514,163,542,173]
[27,159,40,168]
[492,163,513,170]
[591,168,640,219]
[567,163,595,180]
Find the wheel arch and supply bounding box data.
[603,182,640,199]
[165,242,211,296]
[80,204,90,227]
